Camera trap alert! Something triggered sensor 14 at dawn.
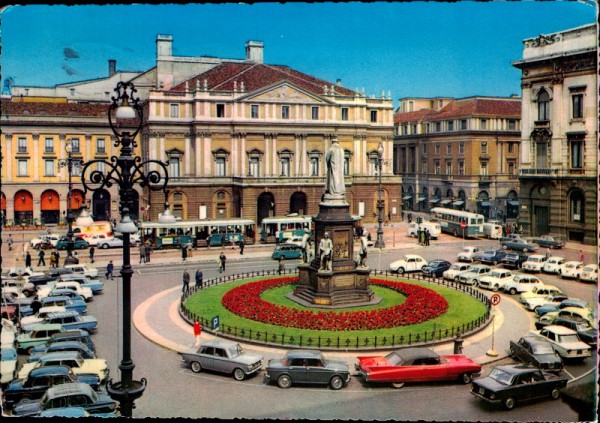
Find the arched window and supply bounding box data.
[569,190,584,223]
[538,89,550,121]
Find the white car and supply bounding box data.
[558,261,584,279]
[64,264,99,279]
[521,255,547,273]
[87,234,124,249]
[524,293,569,312]
[478,269,514,292]
[1,346,17,385]
[389,255,427,274]
[6,267,44,278]
[540,307,597,329]
[20,306,68,327]
[30,234,60,248]
[530,325,591,359]
[542,256,565,274]
[580,264,598,283]
[457,246,480,262]
[456,264,492,286]
[37,281,94,301]
[503,274,543,295]
[519,285,564,304]
[1,319,17,348]
[442,263,472,281]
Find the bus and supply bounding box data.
[140,218,256,249]
[429,207,485,238]
[259,214,313,244]
[73,221,114,241]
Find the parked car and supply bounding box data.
[508,336,563,373]
[499,233,522,244]
[546,316,597,347]
[21,310,98,334]
[472,249,507,265]
[389,255,427,274]
[17,351,109,382]
[30,329,95,355]
[27,274,60,288]
[443,263,472,281]
[478,269,514,292]
[30,234,61,249]
[265,349,350,390]
[542,257,566,274]
[421,260,452,277]
[503,274,543,295]
[45,268,75,278]
[12,382,117,417]
[85,234,118,247]
[20,296,87,317]
[21,306,68,327]
[58,274,103,293]
[56,237,89,250]
[456,264,492,286]
[530,235,564,249]
[1,277,36,297]
[1,286,35,307]
[3,366,101,410]
[558,261,584,279]
[470,364,568,410]
[406,221,441,239]
[521,255,548,273]
[63,265,99,279]
[356,347,481,388]
[519,285,564,305]
[537,307,596,330]
[97,237,124,249]
[271,244,303,260]
[38,281,94,301]
[579,264,598,283]
[6,267,45,278]
[523,294,569,312]
[1,346,17,385]
[501,237,539,253]
[500,251,529,269]
[180,339,263,381]
[529,325,591,360]
[28,340,97,363]
[535,299,589,318]
[457,246,480,262]
[16,323,66,354]
[1,319,17,349]
[283,236,305,247]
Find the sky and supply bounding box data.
[0,2,596,105]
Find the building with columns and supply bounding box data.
[394,96,522,220]
[512,24,597,245]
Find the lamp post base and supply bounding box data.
[64,255,78,265]
[107,378,147,417]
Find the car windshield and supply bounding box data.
[557,334,580,343]
[532,344,554,355]
[227,344,245,358]
[575,323,591,331]
[385,351,403,366]
[489,368,513,385]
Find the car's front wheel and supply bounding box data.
[329,375,344,390]
[551,388,560,400]
[509,288,517,295]
[101,244,109,249]
[503,396,517,410]
[460,373,472,384]
[492,285,499,292]
[397,267,405,274]
[232,368,245,381]
[391,382,405,389]
[277,374,292,389]
[190,361,202,373]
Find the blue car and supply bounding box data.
[536,299,588,317]
[28,340,97,363]
[30,329,95,355]
[421,260,452,277]
[20,296,87,317]
[21,311,97,334]
[58,274,104,294]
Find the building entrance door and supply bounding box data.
[533,205,550,236]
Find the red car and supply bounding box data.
[356,347,481,388]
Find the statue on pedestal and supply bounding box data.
[319,232,333,271]
[357,235,368,268]
[325,137,345,198]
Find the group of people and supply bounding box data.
[26,250,64,268]
[182,268,204,294]
[416,228,432,246]
[501,223,522,237]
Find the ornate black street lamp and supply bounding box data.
[374,143,386,249]
[58,139,80,265]
[80,81,170,417]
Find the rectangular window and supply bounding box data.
[251,104,259,119]
[445,161,452,175]
[481,142,487,154]
[572,94,583,119]
[508,119,516,130]
[461,119,467,130]
[412,124,417,134]
[18,137,27,153]
[281,105,290,119]
[421,159,428,174]
[341,107,349,121]
[215,157,226,176]
[481,119,487,129]
[72,160,82,177]
[311,106,319,120]
[459,142,464,154]
[310,158,319,176]
[480,161,488,175]
[370,110,378,123]
[425,123,430,133]
[17,159,27,176]
[70,138,80,153]
[570,140,583,169]
[44,160,55,176]
[44,138,54,153]
[369,158,378,176]
[280,158,290,176]
[344,157,350,176]
[446,143,452,155]
[508,162,515,175]
[170,104,179,118]
[249,157,259,176]
[435,122,441,132]
[508,142,515,153]
[434,161,440,175]
[96,161,106,174]
[435,144,440,155]
[458,161,464,175]
[402,126,408,135]
[169,157,180,177]
[447,121,454,131]
[422,144,427,154]
[216,104,225,118]
[96,138,106,154]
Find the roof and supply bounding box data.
[29,365,72,377]
[170,62,356,97]
[202,339,239,348]
[283,349,324,359]
[520,336,551,346]
[495,364,540,375]
[50,329,90,339]
[543,325,578,335]
[38,351,82,361]
[45,382,94,398]
[394,108,437,124]
[1,101,108,117]
[394,97,521,123]
[28,323,64,331]
[395,347,439,361]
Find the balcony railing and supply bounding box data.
[519,168,559,177]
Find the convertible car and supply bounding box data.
[355,347,481,388]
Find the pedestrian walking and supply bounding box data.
[106,260,114,280]
[181,244,188,262]
[424,229,430,246]
[54,251,60,268]
[278,256,285,275]
[145,242,152,263]
[239,238,244,255]
[182,270,190,294]
[579,250,585,263]
[195,269,203,289]
[72,251,79,264]
[219,252,226,272]
[193,320,202,348]
[139,244,145,264]
[49,253,56,268]
[37,249,46,267]
[25,251,32,268]
[89,246,95,263]
[417,228,422,245]
[7,234,13,251]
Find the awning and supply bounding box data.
[402,195,412,200]
[452,201,465,206]
[480,201,493,207]
[440,200,452,205]
[429,198,440,204]
[508,200,520,206]
[417,196,426,202]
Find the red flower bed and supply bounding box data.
[221,277,448,331]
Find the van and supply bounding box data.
[73,221,113,242]
[482,223,502,239]
[406,222,441,239]
[271,244,303,260]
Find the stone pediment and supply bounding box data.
[243,83,327,104]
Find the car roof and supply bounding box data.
[495,364,541,375]
[51,329,90,339]
[201,339,239,349]
[45,382,94,398]
[38,351,83,362]
[47,311,81,318]
[29,323,64,331]
[284,349,324,359]
[395,347,439,361]
[404,255,423,259]
[48,340,88,349]
[543,325,578,334]
[29,365,72,377]
[520,336,551,346]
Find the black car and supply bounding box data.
[508,336,563,373]
[471,364,568,410]
[500,252,529,269]
[530,235,564,249]
[551,316,597,347]
[421,260,452,277]
[265,349,350,390]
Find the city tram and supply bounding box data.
[429,207,485,238]
[140,218,256,249]
[259,214,313,244]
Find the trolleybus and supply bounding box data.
[429,207,485,238]
[259,214,313,244]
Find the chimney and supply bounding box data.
[108,60,116,77]
[336,79,342,86]
[245,41,264,63]
[156,34,173,58]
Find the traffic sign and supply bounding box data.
[490,294,501,306]
[460,221,466,228]
[211,315,220,331]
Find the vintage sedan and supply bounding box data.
[356,347,481,388]
[421,260,452,277]
[16,323,66,353]
[519,285,564,304]
[180,339,263,381]
[56,236,90,250]
[503,274,543,295]
[501,237,539,253]
[265,349,350,390]
[579,264,598,283]
[58,274,104,293]
[21,306,68,327]
[558,261,584,279]
[457,246,480,262]
[499,251,529,269]
[478,269,514,292]
[472,249,507,265]
[529,325,592,360]
[1,278,36,297]
[64,265,100,279]
[443,263,472,281]
[28,340,97,363]
[541,257,566,274]
[20,296,87,317]
[508,336,563,373]
[549,316,597,347]
[537,307,596,330]
[530,235,564,249]
[12,382,116,417]
[38,282,94,301]
[535,299,588,317]
[471,364,568,410]
[456,264,492,287]
[1,346,18,384]
[521,255,548,273]
[97,237,124,249]
[524,294,569,312]
[17,351,109,382]
[389,255,427,274]
[30,329,96,355]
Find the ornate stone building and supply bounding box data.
[512,24,597,244]
[393,96,522,220]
